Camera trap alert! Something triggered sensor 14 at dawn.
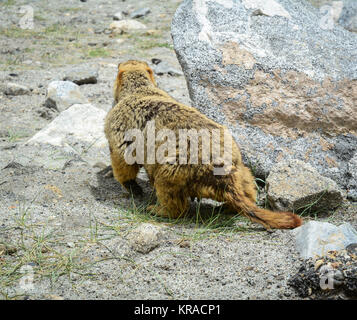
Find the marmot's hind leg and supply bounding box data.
[110,149,143,196]
[148,179,189,219]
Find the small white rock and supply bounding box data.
[109,19,147,34]
[66,242,75,248]
[27,103,107,148]
[3,82,30,96]
[113,11,123,21]
[291,221,357,259]
[128,223,162,254]
[116,38,126,45]
[46,81,88,112]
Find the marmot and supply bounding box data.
[104,60,302,230]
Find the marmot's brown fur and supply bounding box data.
[104,60,302,230]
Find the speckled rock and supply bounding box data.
[291,221,357,259]
[25,104,109,169]
[127,223,163,254]
[310,0,357,32]
[171,0,357,196]
[45,81,88,112]
[339,0,357,32]
[266,159,344,212]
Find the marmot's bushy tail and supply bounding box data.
[224,190,302,229]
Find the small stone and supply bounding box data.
[144,29,161,36]
[314,259,324,271]
[130,7,151,19]
[151,58,162,65]
[66,242,75,248]
[115,38,126,45]
[63,66,98,85]
[291,221,357,259]
[128,223,162,254]
[26,103,109,169]
[3,82,30,96]
[27,103,107,148]
[0,244,17,255]
[45,81,88,112]
[266,159,344,213]
[176,239,191,248]
[113,11,123,21]
[109,20,147,34]
[153,62,183,77]
[94,28,105,34]
[41,247,49,253]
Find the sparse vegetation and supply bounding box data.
[88,48,112,58]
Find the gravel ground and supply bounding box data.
[0,0,356,300]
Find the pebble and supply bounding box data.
[130,7,151,19]
[63,66,99,85]
[2,82,30,96]
[113,11,123,20]
[109,20,147,34]
[127,223,162,254]
[45,80,88,112]
[153,61,183,77]
[0,244,17,255]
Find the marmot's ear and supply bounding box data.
[117,70,124,87]
[118,63,122,69]
[113,69,124,102]
[146,67,157,86]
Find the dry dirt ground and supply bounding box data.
[0,0,356,300]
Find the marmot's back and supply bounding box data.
[104,60,302,230]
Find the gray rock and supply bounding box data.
[2,82,30,96]
[45,81,88,112]
[153,61,183,77]
[25,104,109,169]
[127,223,162,254]
[130,7,151,19]
[309,0,357,32]
[171,0,357,196]
[266,159,344,213]
[291,221,357,259]
[63,66,98,85]
[113,11,123,21]
[339,0,357,32]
